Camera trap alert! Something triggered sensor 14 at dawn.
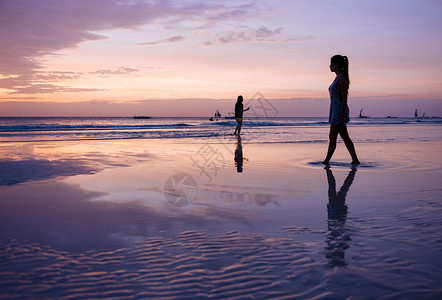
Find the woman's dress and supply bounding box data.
[329,75,350,125]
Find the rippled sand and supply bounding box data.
[0,139,441,299]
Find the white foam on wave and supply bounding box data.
[1,116,442,144]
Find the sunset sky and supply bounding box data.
[1,0,442,117]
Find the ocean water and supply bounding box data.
[1,117,442,299]
[1,116,442,143]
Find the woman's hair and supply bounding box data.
[331,55,350,84]
[237,95,243,102]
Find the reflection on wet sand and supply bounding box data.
[0,159,96,186]
[218,189,279,207]
[0,180,215,253]
[200,183,280,207]
[0,142,155,186]
[234,136,244,172]
[325,166,357,267]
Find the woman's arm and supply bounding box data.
[338,77,349,123]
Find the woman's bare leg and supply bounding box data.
[234,120,242,135]
[339,125,360,164]
[322,125,339,164]
[237,120,243,135]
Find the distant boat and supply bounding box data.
[414,109,429,119]
[133,116,151,119]
[209,109,222,121]
[215,110,221,118]
[359,109,369,118]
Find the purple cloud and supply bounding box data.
[201,26,311,46]
[138,35,186,46]
[283,36,315,42]
[202,3,257,24]
[0,0,255,94]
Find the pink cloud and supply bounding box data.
[89,67,139,77]
[0,0,256,94]
[8,84,106,95]
[33,72,82,82]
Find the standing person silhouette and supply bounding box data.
[322,55,360,165]
[233,95,250,135]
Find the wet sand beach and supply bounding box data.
[1,137,442,299]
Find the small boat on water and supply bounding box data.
[414,109,429,119]
[209,110,222,121]
[133,116,151,119]
[359,109,369,118]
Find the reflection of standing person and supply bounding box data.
[234,95,250,135]
[325,166,357,267]
[234,136,243,172]
[322,55,360,165]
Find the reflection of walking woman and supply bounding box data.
[234,95,250,135]
[322,55,360,165]
[325,166,357,267]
